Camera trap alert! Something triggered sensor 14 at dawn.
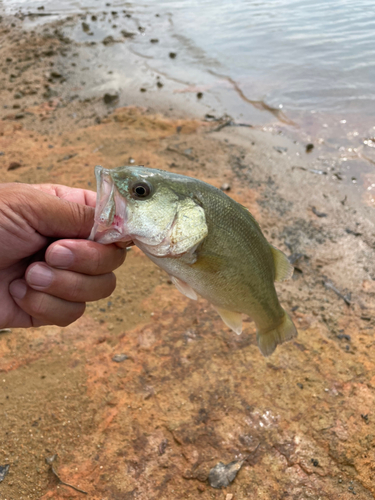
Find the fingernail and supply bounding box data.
[9,280,27,299]
[27,264,53,288]
[48,244,74,269]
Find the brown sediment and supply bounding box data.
[0,12,375,500]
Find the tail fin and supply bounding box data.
[257,311,297,357]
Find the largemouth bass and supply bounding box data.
[89,165,297,356]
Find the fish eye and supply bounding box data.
[131,181,152,199]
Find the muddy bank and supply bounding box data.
[1,12,375,500]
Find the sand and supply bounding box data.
[0,9,375,500]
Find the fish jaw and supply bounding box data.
[89,165,133,246]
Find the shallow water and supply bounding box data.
[4,0,375,180]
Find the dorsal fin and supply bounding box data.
[270,246,294,282]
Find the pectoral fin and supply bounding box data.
[215,307,243,335]
[170,276,198,300]
[270,246,294,282]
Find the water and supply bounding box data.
[4,0,375,179]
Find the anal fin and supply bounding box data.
[270,245,294,281]
[170,276,198,300]
[215,307,243,335]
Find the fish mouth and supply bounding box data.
[89,165,133,246]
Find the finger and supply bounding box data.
[46,240,126,275]
[3,183,95,239]
[9,279,86,327]
[25,263,116,302]
[31,184,97,207]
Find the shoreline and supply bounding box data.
[3,0,375,201]
[1,9,375,500]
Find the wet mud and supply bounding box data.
[1,12,375,500]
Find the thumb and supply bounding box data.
[7,183,95,239]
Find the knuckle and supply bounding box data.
[88,244,104,275]
[69,274,85,301]
[31,293,49,318]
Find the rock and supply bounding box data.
[306,143,314,152]
[91,15,97,21]
[311,206,327,218]
[14,92,23,99]
[208,459,245,489]
[273,146,288,154]
[169,52,177,59]
[112,354,128,363]
[82,22,90,32]
[121,30,135,38]
[197,92,203,99]
[102,35,118,45]
[103,92,119,104]
[140,88,147,92]
[8,161,22,171]
[150,38,159,43]
[0,464,10,483]
[158,439,168,455]
[157,81,163,88]
[43,49,55,57]
[220,183,231,191]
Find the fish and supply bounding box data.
[89,165,297,356]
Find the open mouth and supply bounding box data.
[89,165,133,246]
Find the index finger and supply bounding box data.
[46,239,126,275]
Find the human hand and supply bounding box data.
[0,183,126,328]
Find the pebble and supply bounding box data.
[208,459,244,488]
[112,354,128,363]
[121,30,135,38]
[220,183,231,191]
[8,161,22,171]
[103,92,119,104]
[102,35,116,45]
[81,22,90,33]
[169,52,177,59]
